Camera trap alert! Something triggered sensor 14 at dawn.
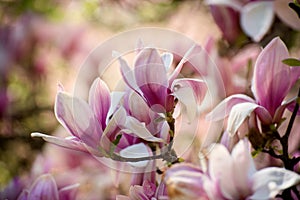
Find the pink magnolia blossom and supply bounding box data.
[118,45,207,122]
[207,37,300,136]
[206,0,300,42]
[164,139,300,199]
[31,77,166,157]
[116,179,168,200]
[17,174,79,200]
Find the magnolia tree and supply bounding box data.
[2,25,299,200]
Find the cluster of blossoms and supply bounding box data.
[26,36,300,199]
[206,0,300,44]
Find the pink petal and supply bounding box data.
[88,78,111,129]
[55,92,102,149]
[28,174,59,200]
[119,57,139,92]
[206,94,255,121]
[134,48,169,109]
[241,1,275,42]
[251,37,290,116]
[128,91,152,124]
[31,133,103,156]
[274,0,300,31]
[210,5,241,43]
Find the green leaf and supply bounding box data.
[109,134,122,156]
[282,58,300,66]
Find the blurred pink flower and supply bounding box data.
[207,0,300,42]
[207,37,300,136]
[17,174,79,200]
[165,139,300,199]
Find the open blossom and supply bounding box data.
[206,0,300,42]
[31,77,166,158]
[17,174,79,200]
[118,45,207,121]
[164,139,300,199]
[207,37,300,136]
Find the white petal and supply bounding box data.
[119,143,150,168]
[124,116,165,143]
[241,1,275,42]
[251,167,300,199]
[172,86,197,123]
[161,52,173,71]
[227,102,259,136]
[208,144,237,199]
[206,94,255,121]
[205,0,243,11]
[106,91,124,124]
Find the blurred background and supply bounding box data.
[0,0,299,199]
[0,0,220,193]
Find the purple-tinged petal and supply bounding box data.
[88,78,111,129]
[208,144,237,199]
[55,92,79,138]
[28,174,59,200]
[240,1,275,42]
[55,92,102,148]
[134,48,168,88]
[206,94,255,121]
[31,133,103,156]
[227,102,269,136]
[251,167,300,199]
[119,57,140,92]
[119,143,150,168]
[129,185,149,200]
[231,139,256,197]
[134,48,170,109]
[58,183,79,200]
[17,190,28,200]
[210,5,241,44]
[251,37,290,116]
[164,163,207,199]
[128,91,152,124]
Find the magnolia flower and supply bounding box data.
[17,174,79,200]
[207,37,300,136]
[116,180,168,200]
[165,139,300,199]
[206,0,300,42]
[118,45,207,121]
[32,77,166,157]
